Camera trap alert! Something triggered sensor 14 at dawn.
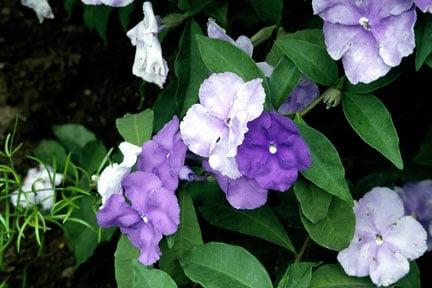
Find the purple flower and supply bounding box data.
[313,0,416,84]
[97,172,180,265]
[203,161,268,209]
[236,112,311,191]
[337,187,427,287]
[396,180,432,250]
[415,0,432,13]
[137,116,187,191]
[278,76,320,115]
[180,72,265,179]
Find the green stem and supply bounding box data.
[294,236,310,263]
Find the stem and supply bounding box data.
[294,236,310,263]
[299,94,325,117]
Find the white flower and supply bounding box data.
[97,142,141,205]
[127,2,168,88]
[21,0,54,24]
[80,0,133,7]
[11,164,63,210]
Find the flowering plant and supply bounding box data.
[4,0,432,287]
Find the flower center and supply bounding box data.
[375,234,383,245]
[268,143,278,154]
[225,117,232,126]
[359,17,371,30]
[138,212,149,223]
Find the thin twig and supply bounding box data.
[294,236,310,263]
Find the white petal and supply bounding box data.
[180,104,226,157]
[369,246,409,287]
[209,137,242,179]
[21,0,54,24]
[207,18,235,44]
[337,239,376,277]
[383,216,427,260]
[256,62,274,78]
[231,78,266,122]
[235,35,254,57]
[97,164,130,205]
[119,142,142,168]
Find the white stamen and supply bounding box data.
[375,234,384,245]
[359,17,371,30]
[269,143,278,154]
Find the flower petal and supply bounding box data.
[209,137,242,179]
[256,62,274,78]
[337,239,376,277]
[147,187,180,235]
[207,18,236,44]
[119,142,142,168]
[323,22,362,61]
[383,216,427,260]
[235,36,254,57]
[369,245,410,287]
[180,104,226,157]
[312,0,362,25]
[199,72,245,119]
[415,0,432,12]
[97,163,130,205]
[341,31,391,84]
[97,194,141,228]
[225,177,268,210]
[372,9,416,67]
[123,172,163,213]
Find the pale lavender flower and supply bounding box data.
[278,76,320,114]
[180,72,265,179]
[415,0,432,13]
[396,180,432,250]
[97,172,180,265]
[337,187,427,287]
[137,116,187,191]
[21,0,54,23]
[203,161,268,209]
[81,0,134,7]
[313,0,416,84]
[127,2,168,88]
[236,112,311,192]
[97,142,141,206]
[11,165,62,210]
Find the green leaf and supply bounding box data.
[426,53,432,68]
[115,235,139,288]
[295,117,352,204]
[153,80,178,132]
[276,29,338,86]
[294,178,332,224]
[79,140,108,174]
[309,264,374,287]
[159,189,203,286]
[52,124,96,154]
[300,197,355,251]
[133,261,177,288]
[392,262,421,288]
[344,66,403,94]
[115,109,154,146]
[199,200,295,253]
[415,15,432,71]
[270,56,301,109]
[278,262,320,288]
[33,140,67,170]
[413,130,432,165]
[83,5,112,41]
[251,0,283,24]
[64,196,115,266]
[180,242,273,288]
[118,3,135,31]
[64,0,77,17]
[175,20,208,117]
[195,35,272,103]
[205,1,228,26]
[342,92,403,169]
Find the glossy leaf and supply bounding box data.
[115,109,154,146]
[270,56,301,109]
[309,264,374,287]
[415,15,432,71]
[251,0,283,24]
[133,261,177,288]
[278,262,320,288]
[115,235,139,288]
[53,124,96,154]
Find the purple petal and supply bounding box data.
[337,239,377,277]
[207,18,236,44]
[208,137,242,179]
[278,76,320,115]
[369,245,410,287]
[180,104,226,157]
[253,156,299,191]
[256,62,274,78]
[153,116,180,149]
[366,0,414,19]
[415,0,432,12]
[122,172,163,213]
[382,216,427,259]
[323,22,362,61]
[235,36,254,57]
[147,187,180,235]
[97,194,141,228]
[372,9,416,67]
[341,31,391,84]
[199,72,245,120]
[312,0,363,25]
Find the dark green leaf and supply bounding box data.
[270,57,301,109]
[200,200,295,253]
[205,1,228,26]
[180,242,273,288]
[251,0,283,24]
[295,117,352,204]
[294,178,332,224]
[309,264,374,287]
[33,140,67,170]
[79,140,107,174]
[65,0,77,17]
[159,189,203,286]
[133,261,177,288]
[53,124,96,154]
[83,5,112,41]
[175,20,208,117]
[276,29,338,86]
[344,66,403,94]
[413,130,432,165]
[415,15,432,71]
[342,93,403,169]
[301,197,355,251]
[153,80,178,131]
[64,196,115,266]
[115,235,139,288]
[118,3,135,31]
[115,109,154,145]
[278,262,320,288]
